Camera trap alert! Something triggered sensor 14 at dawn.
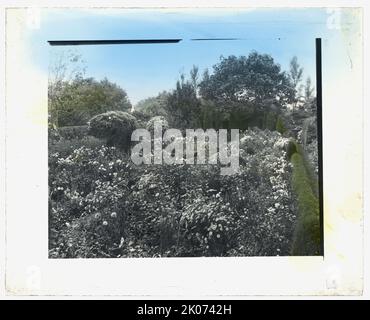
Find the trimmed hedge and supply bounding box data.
[290,151,321,255]
[88,111,138,151]
[289,141,319,197]
[58,125,89,140]
[276,116,287,134]
[286,139,298,159]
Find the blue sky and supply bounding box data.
[27,8,332,105]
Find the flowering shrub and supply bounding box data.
[49,129,299,258]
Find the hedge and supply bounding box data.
[290,151,321,255]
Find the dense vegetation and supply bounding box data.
[49,51,321,257]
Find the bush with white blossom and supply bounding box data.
[49,129,299,258]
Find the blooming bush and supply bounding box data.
[49,129,298,258]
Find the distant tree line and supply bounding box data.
[49,50,315,133]
[135,51,315,133]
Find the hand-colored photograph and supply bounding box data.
[42,8,324,258]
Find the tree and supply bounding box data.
[289,56,304,109]
[199,52,294,107]
[48,50,131,127]
[165,71,201,128]
[135,91,169,118]
[304,77,314,102]
[289,56,304,89]
[51,77,132,127]
[302,77,316,115]
[189,65,199,96]
[48,50,86,127]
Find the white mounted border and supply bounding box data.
[3,3,364,296]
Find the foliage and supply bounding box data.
[49,129,299,258]
[289,56,303,88]
[276,116,287,134]
[200,100,257,130]
[304,77,315,103]
[290,152,321,255]
[165,73,202,128]
[49,135,104,158]
[57,125,89,140]
[305,139,319,175]
[286,140,298,160]
[146,116,169,133]
[48,50,320,258]
[134,91,169,118]
[198,52,294,107]
[88,111,138,151]
[131,110,152,128]
[48,127,61,146]
[289,56,304,104]
[50,77,132,127]
[48,50,87,127]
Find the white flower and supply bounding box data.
[118,237,125,248]
[102,221,108,226]
[111,212,117,218]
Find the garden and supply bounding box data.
[48,51,321,258]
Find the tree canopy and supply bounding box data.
[165,72,201,128]
[49,77,132,127]
[199,51,295,107]
[134,91,169,118]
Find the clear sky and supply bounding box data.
[27,8,332,105]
